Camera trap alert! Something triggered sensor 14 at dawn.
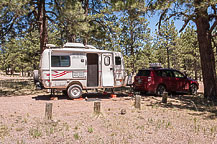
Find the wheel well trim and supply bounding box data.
[67,81,83,89]
[157,83,167,90]
[190,82,199,89]
[155,83,167,94]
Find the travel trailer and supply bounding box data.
[34,43,127,99]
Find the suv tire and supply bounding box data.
[156,85,166,96]
[190,84,197,95]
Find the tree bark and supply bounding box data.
[83,0,89,45]
[195,6,217,101]
[38,0,48,54]
[166,46,170,68]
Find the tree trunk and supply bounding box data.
[21,66,24,77]
[195,7,217,101]
[166,46,170,68]
[83,0,89,45]
[195,70,198,80]
[194,59,198,80]
[38,0,48,54]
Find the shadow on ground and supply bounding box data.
[32,90,217,120]
[144,93,217,120]
[0,79,35,96]
[32,92,129,101]
[33,86,131,101]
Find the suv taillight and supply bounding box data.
[148,76,151,82]
[148,71,154,82]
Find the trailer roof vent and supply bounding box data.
[46,44,57,48]
[63,43,85,48]
[85,45,97,49]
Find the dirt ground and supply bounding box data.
[0,91,217,144]
[0,74,217,144]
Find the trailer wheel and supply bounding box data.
[67,84,82,99]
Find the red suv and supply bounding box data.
[133,67,199,95]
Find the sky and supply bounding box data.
[147,14,187,35]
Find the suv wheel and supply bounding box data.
[156,85,166,96]
[190,84,197,95]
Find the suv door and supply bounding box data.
[172,70,189,92]
[155,70,176,91]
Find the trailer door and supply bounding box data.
[102,53,114,86]
[114,52,125,86]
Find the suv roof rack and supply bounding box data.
[149,63,162,69]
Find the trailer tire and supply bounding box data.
[33,70,39,84]
[67,84,82,99]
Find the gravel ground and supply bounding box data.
[0,92,217,144]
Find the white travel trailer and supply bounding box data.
[34,43,127,99]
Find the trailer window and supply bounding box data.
[51,56,70,67]
[104,56,110,66]
[115,56,121,65]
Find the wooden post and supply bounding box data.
[45,103,53,120]
[135,95,141,109]
[162,92,168,103]
[94,101,101,114]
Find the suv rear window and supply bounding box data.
[136,70,150,76]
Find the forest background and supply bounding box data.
[0,0,216,100]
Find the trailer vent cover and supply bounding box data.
[63,43,85,48]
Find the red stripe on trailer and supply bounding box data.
[46,71,72,78]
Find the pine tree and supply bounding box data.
[178,25,201,80]
[147,0,217,101]
[0,30,40,74]
[109,0,152,74]
[155,20,178,68]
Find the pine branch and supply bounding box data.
[211,4,216,15]
[164,13,177,21]
[209,14,217,21]
[54,0,62,13]
[179,19,190,33]
[209,20,217,33]
[46,11,58,18]
[158,9,168,36]
[0,15,18,39]
[158,9,196,34]
[90,19,106,31]
[46,16,56,24]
